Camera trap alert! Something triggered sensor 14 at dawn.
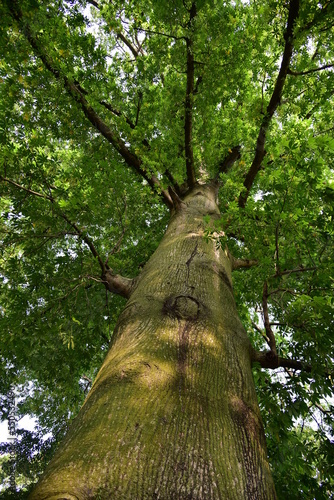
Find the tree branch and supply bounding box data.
[273,265,317,278]
[86,0,99,8]
[274,223,280,275]
[288,63,334,76]
[1,176,51,200]
[8,1,173,209]
[299,2,334,33]
[214,145,241,180]
[194,75,203,95]
[58,211,106,272]
[164,169,182,195]
[105,198,127,267]
[135,28,186,41]
[262,282,277,356]
[86,0,141,58]
[184,2,197,188]
[99,99,150,148]
[73,82,126,121]
[231,257,258,270]
[103,269,135,299]
[238,0,300,208]
[252,350,312,372]
[135,92,142,127]
[117,31,140,59]
[2,175,137,299]
[1,176,106,273]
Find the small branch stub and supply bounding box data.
[231,257,258,271]
[103,270,135,299]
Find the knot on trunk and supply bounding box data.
[163,295,200,321]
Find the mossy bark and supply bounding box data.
[30,184,276,499]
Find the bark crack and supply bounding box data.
[185,242,198,289]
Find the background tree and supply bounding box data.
[0,0,333,498]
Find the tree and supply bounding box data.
[0,0,333,497]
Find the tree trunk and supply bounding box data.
[30,184,276,499]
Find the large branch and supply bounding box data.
[2,176,136,297]
[184,2,197,188]
[214,145,241,181]
[73,62,144,137]
[7,1,173,209]
[99,99,151,150]
[252,350,312,372]
[238,0,300,208]
[117,31,141,59]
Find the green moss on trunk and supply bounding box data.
[30,185,276,499]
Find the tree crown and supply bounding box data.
[0,0,333,496]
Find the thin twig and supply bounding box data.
[273,266,317,278]
[288,63,333,76]
[1,176,52,200]
[135,28,186,41]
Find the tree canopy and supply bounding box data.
[0,0,333,497]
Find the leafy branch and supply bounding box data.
[238,0,300,208]
[135,28,186,41]
[298,2,334,33]
[86,0,142,58]
[1,175,134,297]
[251,319,312,372]
[7,0,173,209]
[288,63,334,76]
[251,281,332,376]
[214,145,241,180]
[1,176,50,200]
[184,2,197,188]
[1,175,105,269]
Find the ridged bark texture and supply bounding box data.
[30,184,276,499]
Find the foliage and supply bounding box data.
[0,0,333,496]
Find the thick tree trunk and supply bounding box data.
[30,184,276,499]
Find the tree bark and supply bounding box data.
[30,184,276,499]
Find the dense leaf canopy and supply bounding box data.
[0,0,333,497]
